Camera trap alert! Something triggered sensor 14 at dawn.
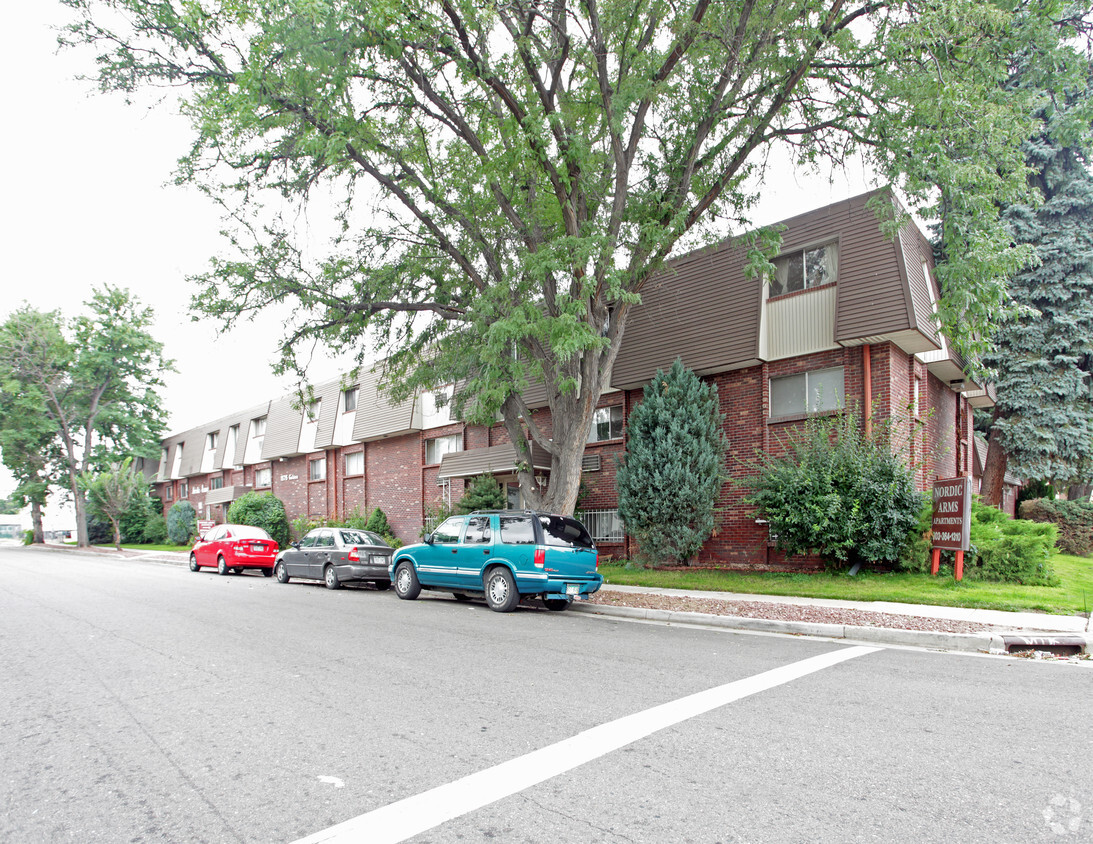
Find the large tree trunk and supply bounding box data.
[31,500,44,545]
[1067,483,1092,502]
[980,423,1008,508]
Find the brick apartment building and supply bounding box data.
[154,189,995,570]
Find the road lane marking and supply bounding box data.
[293,645,880,844]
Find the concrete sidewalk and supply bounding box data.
[573,583,1092,655]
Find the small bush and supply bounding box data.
[365,507,402,548]
[143,514,168,545]
[22,529,34,546]
[744,410,924,569]
[226,492,290,549]
[1019,497,1093,556]
[167,501,197,545]
[456,474,506,514]
[964,501,1058,585]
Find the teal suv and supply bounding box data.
[390,511,603,612]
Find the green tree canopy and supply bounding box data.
[616,359,727,565]
[0,287,173,546]
[62,0,1084,514]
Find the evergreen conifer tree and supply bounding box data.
[983,86,1093,501]
[616,359,727,565]
[457,475,507,514]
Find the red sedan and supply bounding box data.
[189,524,279,576]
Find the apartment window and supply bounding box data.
[165,485,173,501]
[210,477,224,491]
[421,385,454,428]
[345,451,364,476]
[913,375,922,418]
[588,405,624,443]
[255,467,271,488]
[770,367,845,417]
[343,388,358,413]
[770,242,838,297]
[250,417,266,452]
[309,457,327,482]
[179,481,188,498]
[224,425,239,467]
[307,399,321,422]
[171,444,184,479]
[426,434,462,465]
[206,431,218,451]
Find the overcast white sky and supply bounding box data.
[1,4,875,506]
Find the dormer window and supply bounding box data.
[771,242,838,297]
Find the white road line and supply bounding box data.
[293,645,880,844]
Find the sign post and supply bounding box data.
[930,477,972,581]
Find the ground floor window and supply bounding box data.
[309,457,326,482]
[576,508,624,543]
[769,366,844,417]
[345,451,364,476]
[255,467,271,488]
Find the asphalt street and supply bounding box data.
[1,547,1090,843]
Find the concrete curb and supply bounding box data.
[569,601,1091,655]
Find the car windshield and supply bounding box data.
[231,525,271,540]
[340,529,388,547]
[539,515,594,549]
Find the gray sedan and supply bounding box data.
[274,528,393,590]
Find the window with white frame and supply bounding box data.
[307,399,321,422]
[425,434,462,465]
[770,242,838,297]
[179,481,188,499]
[343,387,358,413]
[207,431,218,452]
[223,425,239,468]
[769,367,845,417]
[345,451,364,475]
[171,444,184,479]
[255,467,271,488]
[588,405,624,442]
[421,386,454,428]
[164,485,173,501]
[309,457,326,482]
[210,476,224,490]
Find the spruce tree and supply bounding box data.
[983,90,1093,500]
[616,359,727,565]
[456,475,507,514]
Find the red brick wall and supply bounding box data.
[365,435,423,543]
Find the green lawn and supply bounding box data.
[599,553,1093,616]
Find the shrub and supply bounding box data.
[1019,497,1093,556]
[617,359,727,565]
[143,514,168,545]
[744,410,923,569]
[22,529,33,546]
[365,507,402,547]
[963,501,1058,585]
[166,500,197,545]
[456,474,506,514]
[226,492,291,549]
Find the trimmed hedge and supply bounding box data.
[1019,497,1093,557]
[226,492,290,549]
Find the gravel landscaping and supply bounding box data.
[587,590,998,634]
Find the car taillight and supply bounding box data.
[348,547,359,562]
[534,548,545,568]
[595,551,599,570]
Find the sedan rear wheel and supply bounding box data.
[261,567,274,578]
[217,555,229,576]
[274,561,290,583]
[324,565,341,590]
[189,554,199,572]
[393,561,421,600]
[483,567,519,613]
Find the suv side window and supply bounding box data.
[499,515,535,545]
[464,516,492,544]
[540,515,595,549]
[432,517,464,544]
